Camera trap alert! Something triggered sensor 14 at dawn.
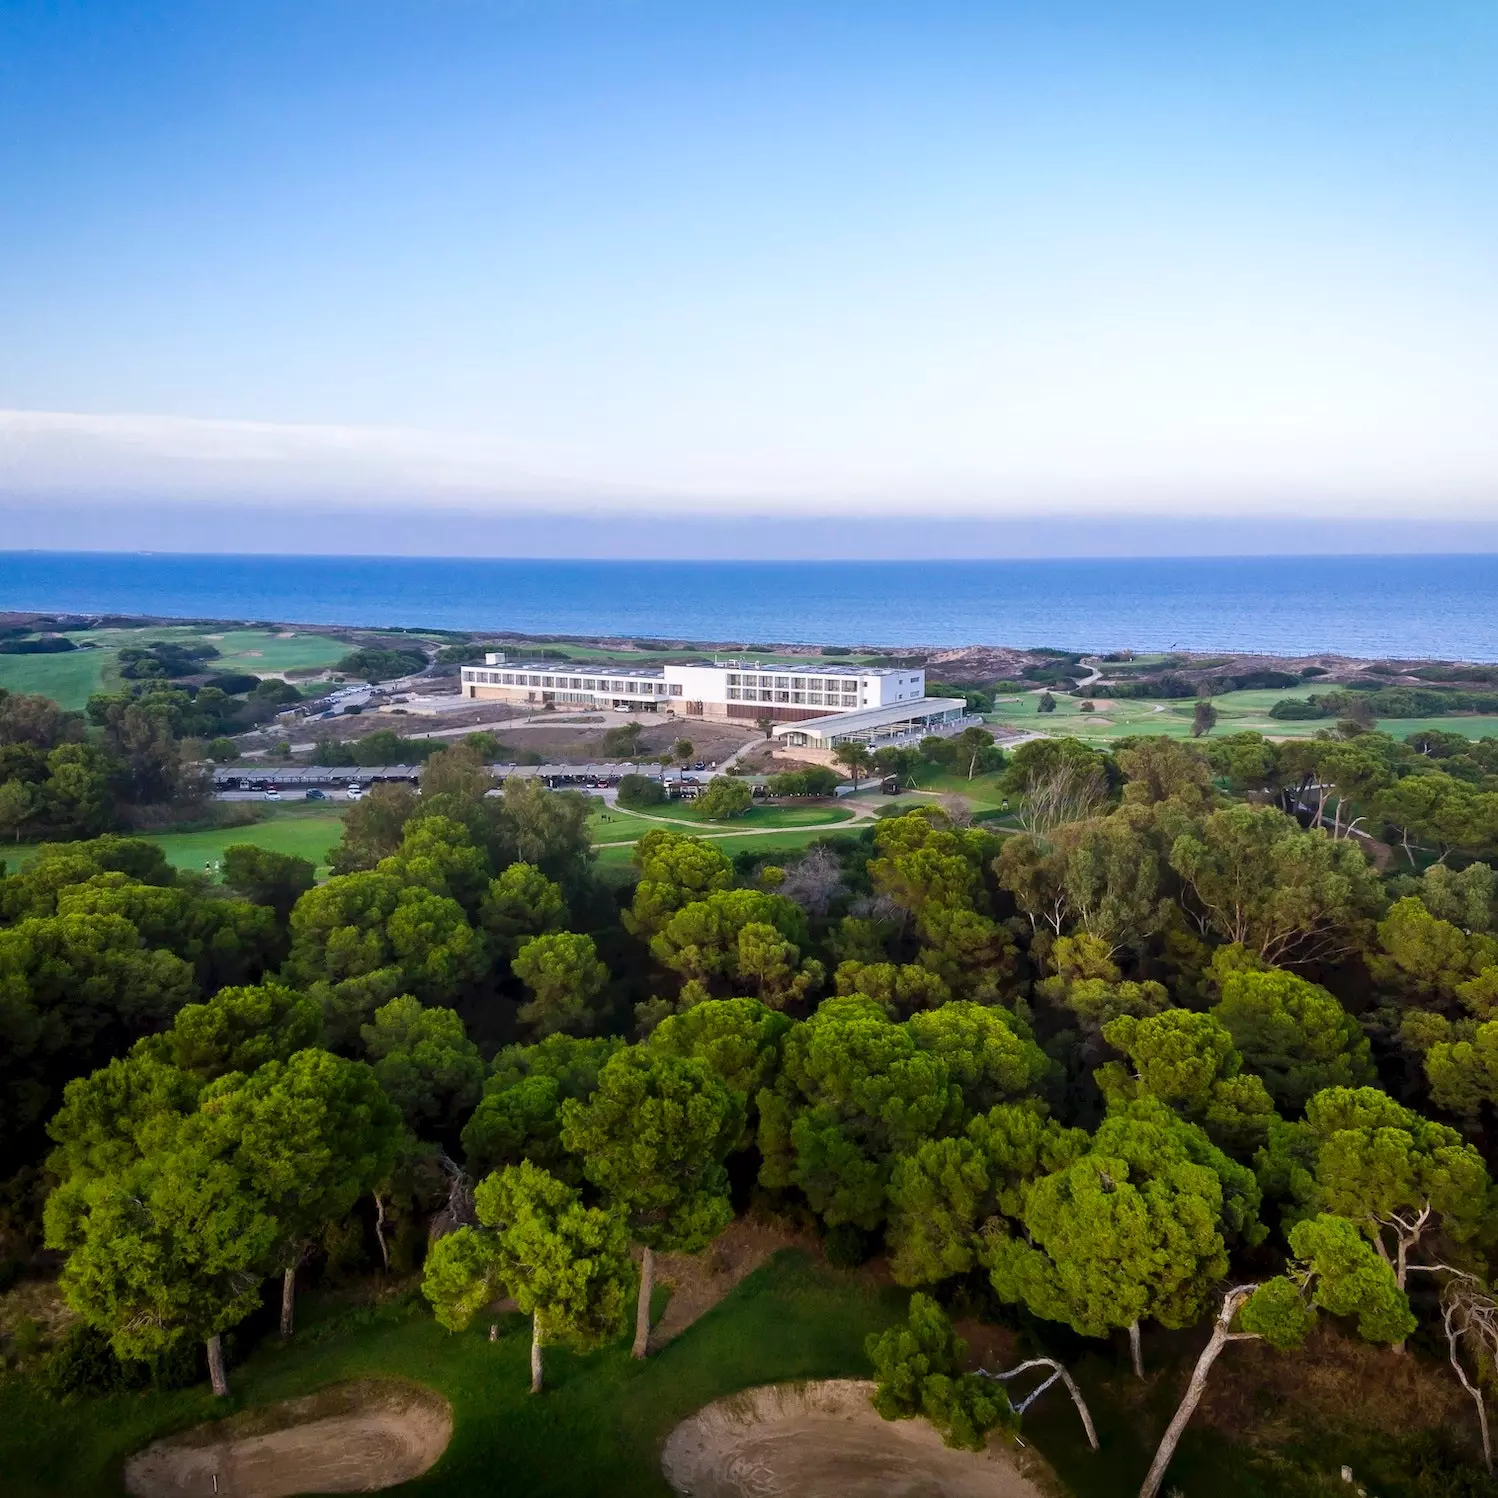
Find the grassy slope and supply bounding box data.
[0,649,110,710]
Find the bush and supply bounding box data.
[823,1222,875,1268]
[336,647,428,683]
[38,1323,199,1400]
[0,636,75,654]
[617,773,666,808]
[1227,669,1302,690]
[207,737,238,762]
[1269,697,1328,720]
[209,672,262,695]
[695,777,753,820]
[310,730,440,766]
[767,767,841,797]
[866,1294,1012,1451]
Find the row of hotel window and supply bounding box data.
[725,674,866,691]
[726,688,859,705]
[467,671,679,696]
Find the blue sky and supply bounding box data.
[2,1,1497,553]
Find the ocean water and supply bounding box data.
[2,551,1497,660]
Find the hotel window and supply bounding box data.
[727,673,741,686]
[776,691,790,702]
[774,676,789,689]
[670,684,683,696]
[791,692,805,703]
[583,679,596,690]
[727,688,741,700]
[528,675,542,687]
[808,692,823,705]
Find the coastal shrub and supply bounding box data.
[310,730,440,766]
[767,768,841,797]
[208,672,262,695]
[335,647,428,682]
[0,636,76,654]
[618,774,666,808]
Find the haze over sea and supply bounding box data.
[3,552,1497,661]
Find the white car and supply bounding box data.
[346,783,365,800]
[264,786,280,800]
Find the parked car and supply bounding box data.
[305,788,328,801]
[264,787,280,800]
[346,783,365,800]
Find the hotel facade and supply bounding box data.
[459,654,970,749]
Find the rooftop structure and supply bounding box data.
[770,697,970,750]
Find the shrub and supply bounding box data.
[696,777,753,820]
[866,1294,1013,1451]
[336,647,428,682]
[0,636,76,655]
[617,773,666,808]
[38,1323,198,1400]
[767,767,841,797]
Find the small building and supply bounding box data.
[769,697,969,751]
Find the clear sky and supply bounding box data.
[2,1,1497,553]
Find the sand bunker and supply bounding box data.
[661,1379,1046,1498]
[124,1377,452,1498]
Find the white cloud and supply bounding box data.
[2,404,1498,519]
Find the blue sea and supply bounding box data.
[2,552,1496,660]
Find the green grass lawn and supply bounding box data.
[592,826,863,879]
[1,807,348,880]
[587,799,852,849]
[196,628,350,674]
[0,647,111,710]
[662,802,853,830]
[989,689,1498,748]
[586,805,674,845]
[0,627,354,710]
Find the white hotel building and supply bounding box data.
[459,655,969,751]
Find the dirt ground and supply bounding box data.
[661,1379,1048,1498]
[652,1219,809,1347]
[494,715,756,765]
[271,706,756,766]
[733,744,842,776]
[123,1377,452,1498]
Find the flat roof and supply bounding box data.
[464,662,666,679]
[709,662,915,677]
[771,697,966,737]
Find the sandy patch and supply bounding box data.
[652,1219,805,1346]
[661,1379,1046,1498]
[124,1377,452,1498]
